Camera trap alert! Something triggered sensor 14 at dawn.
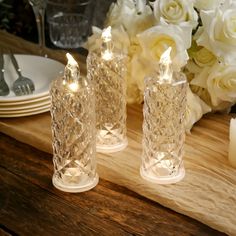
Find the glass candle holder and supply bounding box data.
[50,54,99,192]
[87,27,127,153]
[140,49,187,184]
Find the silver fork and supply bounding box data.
[0,53,10,96]
[10,53,35,96]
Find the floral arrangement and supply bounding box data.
[86,0,236,131]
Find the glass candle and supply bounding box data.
[87,26,127,153]
[50,53,99,192]
[140,48,187,184]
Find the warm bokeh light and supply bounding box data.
[68,82,79,92]
[160,47,172,66]
[101,26,112,42]
[159,47,172,83]
[66,53,78,66]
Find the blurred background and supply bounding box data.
[0,0,114,48]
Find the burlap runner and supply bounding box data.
[0,106,235,235]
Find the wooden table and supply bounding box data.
[0,30,226,236]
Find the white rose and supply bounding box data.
[86,26,130,54]
[126,60,144,104]
[153,0,198,29]
[130,53,154,93]
[138,22,192,71]
[190,84,211,104]
[190,65,210,89]
[191,62,236,107]
[106,0,135,24]
[191,84,234,112]
[186,43,216,81]
[192,47,216,67]
[188,66,219,111]
[185,60,202,75]
[196,2,236,63]
[126,38,154,104]
[194,0,225,10]
[85,26,102,52]
[206,63,236,106]
[106,0,155,37]
[185,86,211,133]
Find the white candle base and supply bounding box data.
[96,139,128,153]
[228,118,236,168]
[140,164,185,185]
[52,173,99,193]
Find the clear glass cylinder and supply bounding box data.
[50,76,99,192]
[87,52,127,153]
[140,71,187,184]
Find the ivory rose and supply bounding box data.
[191,62,236,107]
[196,2,236,63]
[153,0,198,29]
[191,84,234,112]
[130,53,154,93]
[206,63,236,106]
[138,22,192,70]
[194,0,225,10]
[106,0,154,38]
[186,42,216,74]
[192,47,216,68]
[185,86,211,133]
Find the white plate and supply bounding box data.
[0,95,50,106]
[0,100,51,111]
[0,54,64,102]
[0,104,50,114]
[0,107,50,118]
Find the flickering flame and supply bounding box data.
[64,53,80,92]
[159,47,172,83]
[101,26,112,42]
[66,53,78,66]
[160,47,172,66]
[101,26,114,61]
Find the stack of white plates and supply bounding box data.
[0,55,65,118]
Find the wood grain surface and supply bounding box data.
[0,106,235,235]
[0,133,225,236]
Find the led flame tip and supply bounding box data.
[102,26,112,42]
[160,47,172,65]
[66,53,78,66]
[159,47,173,83]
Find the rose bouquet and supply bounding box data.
[86,0,236,131]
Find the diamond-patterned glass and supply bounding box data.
[141,72,187,183]
[50,77,98,192]
[87,52,127,152]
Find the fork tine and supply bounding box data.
[10,53,35,96]
[17,86,23,96]
[20,85,25,95]
[22,85,27,95]
[26,84,32,94]
[20,86,25,95]
[21,85,26,95]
